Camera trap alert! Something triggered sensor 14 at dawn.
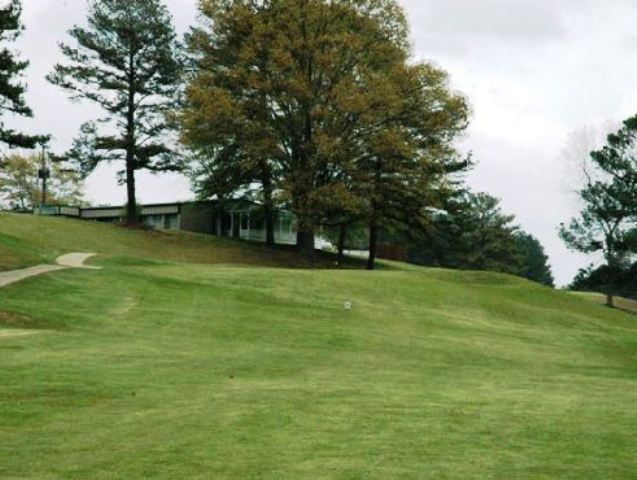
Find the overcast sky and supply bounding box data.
[11,0,637,285]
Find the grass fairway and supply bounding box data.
[1,217,637,478]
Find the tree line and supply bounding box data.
[324,188,555,286]
[0,0,555,280]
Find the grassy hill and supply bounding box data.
[0,212,345,271]
[1,214,636,479]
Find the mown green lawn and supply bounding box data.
[1,214,636,478]
[571,291,637,315]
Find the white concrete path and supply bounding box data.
[56,253,100,269]
[0,253,98,289]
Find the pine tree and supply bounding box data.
[405,192,522,272]
[47,0,183,224]
[0,0,40,149]
[514,232,554,287]
[560,116,637,306]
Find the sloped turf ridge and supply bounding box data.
[0,212,359,271]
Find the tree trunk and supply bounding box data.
[297,230,315,260]
[261,168,275,247]
[337,223,346,267]
[125,51,138,226]
[290,171,315,261]
[367,158,382,271]
[125,162,138,225]
[367,220,378,270]
[264,204,275,247]
[606,293,615,308]
[41,176,47,206]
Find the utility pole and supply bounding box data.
[38,143,50,208]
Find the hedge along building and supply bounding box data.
[35,201,298,245]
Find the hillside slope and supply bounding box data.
[0,215,636,479]
[0,212,339,271]
[573,291,637,315]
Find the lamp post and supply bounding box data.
[38,144,50,208]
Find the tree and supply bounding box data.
[350,64,469,270]
[439,192,523,273]
[321,218,369,266]
[0,153,84,210]
[190,149,280,246]
[0,1,41,149]
[183,1,283,246]
[182,0,467,260]
[570,262,637,300]
[560,124,618,202]
[514,232,554,287]
[560,116,637,307]
[406,191,552,282]
[47,0,183,225]
[181,0,429,257]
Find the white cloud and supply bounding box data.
[411,0,566,42]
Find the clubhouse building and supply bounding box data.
[36,201,298,245]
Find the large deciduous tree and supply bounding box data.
[183,0,283,246]
[181,0,467,260]
[560,116,637,306]
[349,63,469,269]
[0,0,41,149]
[47,0,183,224]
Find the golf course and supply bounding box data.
[1,212,636,479]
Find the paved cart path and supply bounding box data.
[0,253,98,289]
[56,253,100,269]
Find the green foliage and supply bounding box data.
[181,0,468,259]
[560,116,637,266]
[405,192,554,286]
[348,63,470,269]
[513,232,555,287]
[570,262,637,300]
[47,0,184,223]
[0,1,42,149]
[410,192,520,271]
[0,153,84,210]
[560,115,637,299]
[445,192,520,272]
[322,219,370,251]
